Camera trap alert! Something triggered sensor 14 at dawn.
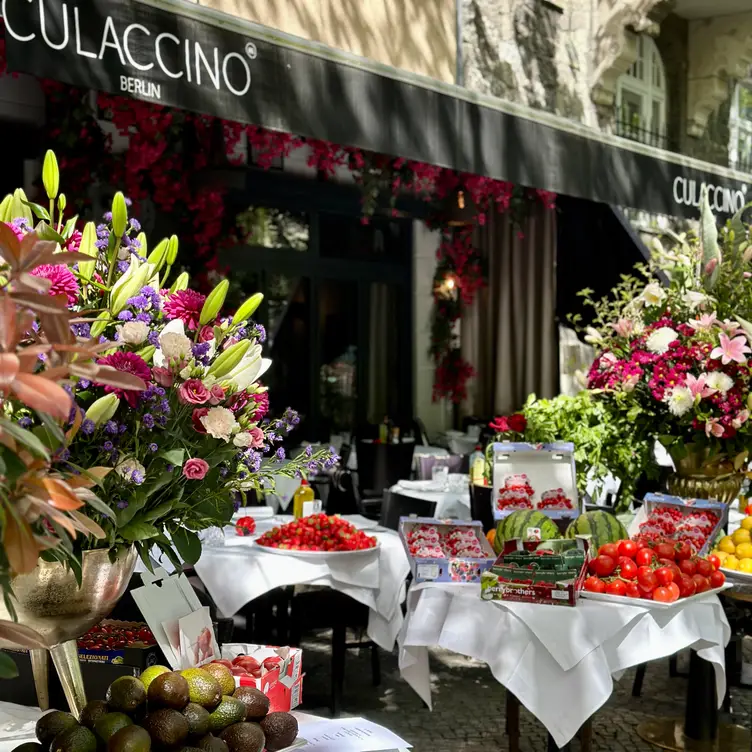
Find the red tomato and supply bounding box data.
[708,555,721,571]
[625,582,642,599]
[605,580,627,596]
[584,576,606,593]
[666,582,681,602]
[709,570,726,589]
[679,559,697,576]
[637,566,657,591]
[696,559,713,578]
[692,574,711,594]
[599,543,620,560]
[679,574,696,598]
[675,542,693,561]
[658,559,682,582]
[653,542,676,561]
[593,555,617,577]
[618,540,638,559]
[635,548,654,567]
[653,586,672,603]
[655,567,674,586]
[618,558,638,580]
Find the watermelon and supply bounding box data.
[565,511,628,550]
[495,510,560,550]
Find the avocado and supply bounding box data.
[143,708,189,748]
[148,671,190,710]
[80,700,110,729]
[194,735,229,752]
[201,664,235,696]
[232,686,269,722]
[94,712,133,743]
[260,712,298,752]
[50,725,97,752]
[207,696,247,733]
[219,722,265,752]
[183,703,211,736]
[180,668,222,709]
[11,744,44,752]
[138,665,170,692]
[107,725,151,752]
[35,710,78,746]
[106,675,147,713]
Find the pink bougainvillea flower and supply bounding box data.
[163,289,206,331]
[710,333,751,365]
[29,264,79,306]
[97,352,151,408]
[183,458,209,480]
[689,312,717,331]
[705,419,725,438]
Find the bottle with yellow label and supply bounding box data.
[293,478,315,518]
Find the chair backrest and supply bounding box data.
[326,468,360,515]
[413,417,430,447]
[416,454,463,480]
[380,490,437,530]
[356,440,415,496]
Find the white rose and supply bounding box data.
[116,321,150,345]
[642,283,666,307]
[160,331,192,361]
[646,327,678,354]
[115,458,146,484]
[200,406,239,442]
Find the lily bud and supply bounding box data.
[147,238,169,272]
[200,279,229,326]
[85,394,120,426]
[137,232,147,255]
[111,264,151,314]
[137,345,156,363]
[77,222,98,281]
[232,293,264,326]
[208,339,251,379]
[0,194,12,223]
[42,150,59,200]
[111,192,127,238]
[57,194,66,213]
[90,311,111,339]
[167,235,179,265]
[169,272,189,293]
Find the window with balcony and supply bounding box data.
[616,35,668,149]
[729,82,752,173]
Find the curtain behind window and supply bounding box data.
[461,204,558,416]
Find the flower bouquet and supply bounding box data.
[2,151,337,577]
[575,187,752,497]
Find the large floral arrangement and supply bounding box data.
[576,188,752,472]
[2,152,336,575]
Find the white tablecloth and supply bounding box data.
[195,527,410,652]
[392,480,471,520]
[398,582,730,748]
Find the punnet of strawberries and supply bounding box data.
[77,622,156,651]
[256,513,378,552]
[582,538,726,603]
[633,506,719,554]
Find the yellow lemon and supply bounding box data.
[736,542,752,560]
[733,528,752,545]
[724,555,740,570]
[719,536,737,554]
[714,550,729,563]
[742,517,752,532]
[739,559,752,574]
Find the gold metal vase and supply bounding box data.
[666,445,745,503]
[0,547,137,717]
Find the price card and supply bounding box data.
[526,527,542,541]
[417,564,440,580]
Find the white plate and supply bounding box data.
[720,566,752,583]
[580,582,733,609]
[253,540,381,558]
[278,738,308,752]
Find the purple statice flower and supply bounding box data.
[135,312,152,324]
[105,420,119,435]
[131,470,145,485]
[148,330,160,346]
[78,379,91,390]
[157,415,168,427]
[10,217,30,234]
[71,323,91,338]
[304,445,313,458]
[142,413,155,429]
[117,500,128,509]
[275,447,286,461]
[149,443,159,452]
[230,490,242,512]
[18,416,32,428]
[158,399,170,415]
[324,456,339,470]
[192,342,211,359]
[117,260,129,273]
[119,424,128,434]
[238,470,248,480]
[267,432,279,443]
[307,461,319,472]
[154,387,165,397]
[102,441,114,451]
[129,217,141,232]
[127,294,148,309]
[245,450,263,473]
[219,466,229,478]
[117,310,134,321]
[103,211,113,222]
[56,448,71,462]
[81,419,96,435]
[166,464,174,472]
[251,323,267,343]
[283,407,300,427]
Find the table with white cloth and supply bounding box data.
[194,516,410,651]
[398,581,730,748]
[391,479,472,520]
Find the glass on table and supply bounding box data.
[432,465,449,489]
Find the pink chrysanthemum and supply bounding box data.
[252,390,269,421]
[30,264,80,306]
[65,229,82,254]
[97,352,151,408]
[163,289,206,330]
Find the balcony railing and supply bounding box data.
[615,108,677,152]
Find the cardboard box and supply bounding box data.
[629,492,728,556]
[480,538,589,606]
[221,644,303,712]
[399,518,495,584]
[77,620,162,668]
[491,442,580,524]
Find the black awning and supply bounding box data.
[3,0,750,219]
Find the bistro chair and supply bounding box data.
[379,490,436,531]
[355,440,415,518]
[416,454,464,481]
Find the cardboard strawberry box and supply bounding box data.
[76,620,163,668]
[220,643,303,712]
[480,538,590,606]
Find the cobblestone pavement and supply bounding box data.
[297,631,752,752]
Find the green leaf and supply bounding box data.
[21,198,50,222]
[144,501,179,522]
[159,449,185,468]
[116,497,146,527]
[136,541,155,574]
[83,491,115,520]
[36,411,66,445]
[0,652,19,679]
[0,418,50,459]
[32,425,59,452]
[143,471,176,500]
[0,448,25,483]
[61,215,79,240]
[171,527,202,566]
[120,521,159,542]
[154,537,183,571]
[35,222,65,245]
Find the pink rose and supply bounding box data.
[179,378,211,405]
[183,458,209,480]
[152,367,174,387]
[248,426,265,448]
[199,325,216,343]
[209,384,225,405]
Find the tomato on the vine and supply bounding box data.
[679,574,696,598]
[696,559,713,578]
[598,543,620,560]
[618,540,638,559]
[618,557,638,580]
[593,555,617,577]
[666,582,681,602]
[625,582,642,599]
[692,574,711,593]
[707,554,721,571]
[653,586,672,603]
[635,548,654,567]
[605,580,627,597]
[655,567,674,586]
[709,570,726,589]
[678,559,697,577]
[674,542,692,561]
[653,542,676,561]
[584,576,606,593]
[637,566,657,592]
